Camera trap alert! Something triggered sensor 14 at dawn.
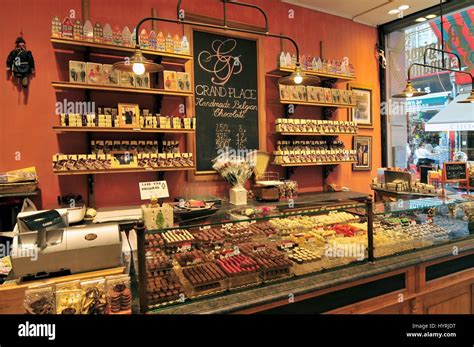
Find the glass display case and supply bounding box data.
[372,196,474,258]
[138,194,373,312]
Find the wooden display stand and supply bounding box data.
[0,267,124,314]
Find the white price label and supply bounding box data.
[139,181,170,200]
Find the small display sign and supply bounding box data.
[139,181,169,200]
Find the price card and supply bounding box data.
[139,181,170,200]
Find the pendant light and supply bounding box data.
[392,81,427,98]
[278,63,321,86]
[457,90,474,104]
[113,49,164,76]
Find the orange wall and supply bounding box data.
[0,0,381,209]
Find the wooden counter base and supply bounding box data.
[0,267,124,314]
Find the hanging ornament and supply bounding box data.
[6,36,35,88]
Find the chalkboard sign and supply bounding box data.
[444,162,467,181]
[193,30,260,172]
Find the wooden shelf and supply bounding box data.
[51,37,193,64]
[273,161,356,167]
[52,81,193,97]
[280,99,356,108]
[53,126,195,134]
[278,131,357,136]
[54,166,195,176]
[268,67,356,82]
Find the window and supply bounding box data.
[385,6,474,171]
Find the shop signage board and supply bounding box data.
[193,30,260,173]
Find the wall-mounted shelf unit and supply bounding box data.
[51,37,193,64]
[53,126,195,134]
[277,131,357,136]
[51,81,193,97]
[54,167,195,176]
[273,161,357,167]
[279,100,355,108]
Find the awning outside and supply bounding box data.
[425,93,474,132]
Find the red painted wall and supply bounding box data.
[0,0,381,209]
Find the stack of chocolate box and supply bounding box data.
[145,234,184,305]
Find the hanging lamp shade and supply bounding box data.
[112,49,164,75]
[392,81,427,98]
[457,90,474,103]
[278,63,320,86]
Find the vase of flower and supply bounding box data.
[212,150,256,206]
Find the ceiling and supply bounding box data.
[281,0,444,26]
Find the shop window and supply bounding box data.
[385,6,474,172]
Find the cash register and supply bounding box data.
[10,208,122,280]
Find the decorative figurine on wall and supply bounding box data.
[113,25,122,46]
[51,16,62,38]
[181,35,190,55]
[103,24,113,44]
[156,31,165,51]
[93,22,103,43]
[83,20,93,41]
[61,17,73,38]
[148,30,157,50]
[139,28,148,49]
[173,34,181,54]
[6,37,35,88]
[165,33,173,52]
[73,20,83,40]
[122,26,132,47]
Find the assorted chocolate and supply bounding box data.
[24,275,132,315]
[24,287,54,315]
[182,263,227,290]
[216,255,259,276]
[162,229,195,245]
[276,119,358,134]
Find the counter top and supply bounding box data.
[152,238,474,314]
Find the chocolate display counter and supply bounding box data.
[136,193,474,314]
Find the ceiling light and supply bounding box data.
[398,5,410,11]
[388,9,400,15]
[425,14,437,19]
[415,17,427,22]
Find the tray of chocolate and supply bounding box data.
[248,221,278,237]
[239,243,293,282]
[146,251,173,277]
[162,229,195,246]
[216,254,261,289]
[191,227,225,248]
[174,249,210,267]
[181,263,227,297]
[222,223,254,243]
[147,275,184,306]
[145,233,165,251]
[288,247,322,264]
